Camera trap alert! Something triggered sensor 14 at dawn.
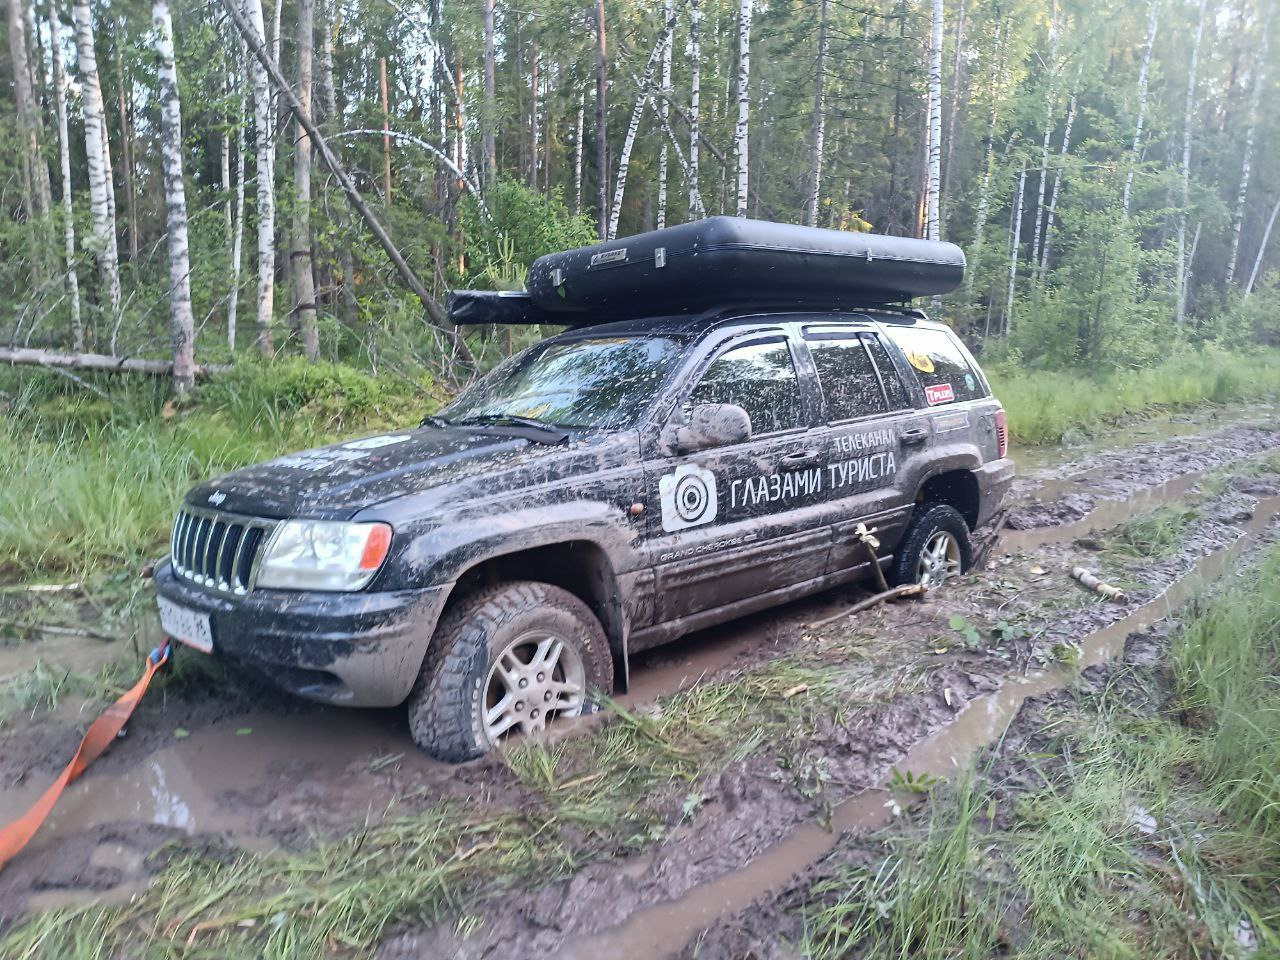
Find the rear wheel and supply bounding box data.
[890,503,972,589]
[407,581,613,762]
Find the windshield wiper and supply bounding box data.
[453,414,570,443]
[422,414,452,428]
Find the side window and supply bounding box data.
[808,339,887,422]
[864,336,912,410]
[689,340,804,435]
[885,326,988,404]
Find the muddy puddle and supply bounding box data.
[557,498,1280,960]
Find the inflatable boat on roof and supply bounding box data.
[449,216,965,327]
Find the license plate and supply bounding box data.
[157,596,213,653]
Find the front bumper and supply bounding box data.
[154,562,451,707]
[974,456,1015,528]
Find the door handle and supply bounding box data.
[779,449,821,468]
[900,428,930,445]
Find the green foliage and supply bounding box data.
[1105,506,1199,562]
[459,180,598,288]
[986,346,1280,444]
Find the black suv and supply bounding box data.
[155,310,1012,760]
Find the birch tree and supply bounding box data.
[925,0,943,239]
[1226,15,1269,285]
[7,0,51,221]
[733,0,752,217]
[573,89,585,214]
[294,0,319,359]
[72,0,122,315]
[1122,0,1159,215]
[688,0,701,220]
[153,0,196,394]
[47,0,81,348]
[657,0,673,229]
[1029,0,1057,268]
[805,0,829,227]
[229,40,247,350]
[1005,160,1026,334]
[1245,195,1280,297]
[1176,0,1208,326]
[1039,75,1077,274]
[244,0,275,355]
[595,0,608,238]
[482,0,497,185]
[966,20,1004,295]
[607,16,677,240]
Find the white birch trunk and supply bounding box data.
[573,89,585,215]
[607,15,676,240]
[733,0,752,217]
[244,0,275,354]
[925,0,943,239]
[657,0,673,229]
[1029,0,1057,268]
[222,69,233,244]
[941,0,966,226]
[595,0,608,238]
[8,0,50,220]
[153,0,196,394]
[294,0,318,359]
[483,0,496,185]
[1245,194,1280,297]
[805,0,829,227]
[229,40,247,351]
[72,0,121,315]
[1227,15,1268,285]
[1005,160,1026,335]
[48,0,81,347]
[1039,62,1079,275]
[1176,0,1207,326]
[689,0,701,220]
[1123,0,1159,215]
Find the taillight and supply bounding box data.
[994,408,1009,458]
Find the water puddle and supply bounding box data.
[558,498,1280,960]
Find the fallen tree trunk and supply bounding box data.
[809,583,927,629]
[0,347,230,379]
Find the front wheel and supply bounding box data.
[889,503,973,590]
[407,581,614,762]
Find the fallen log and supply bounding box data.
[0,347,230,379]
[1071,566,1128,602]
[809,583,927,629]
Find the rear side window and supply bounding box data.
[808,339,886,422]
[885,326,987,405]
[690,340,805,434]
[864,336,911,410]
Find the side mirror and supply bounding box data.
[666,403,752,454]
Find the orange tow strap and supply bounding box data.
[0,643,171,872]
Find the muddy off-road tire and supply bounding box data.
[407,581,613,762]
[890,503,973,590]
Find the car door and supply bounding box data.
[798,324,925,574]
[645,330,831,625]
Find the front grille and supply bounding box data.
[171,507,277,594]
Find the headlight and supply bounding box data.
[256,520,393,591]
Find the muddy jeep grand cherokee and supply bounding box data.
[155,221,1012,761]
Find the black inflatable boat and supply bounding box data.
[450,216,964,326]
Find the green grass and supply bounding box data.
[0,361,433,579]
[796,545,1280,959]
[1103,505,1200,562]
[987,347,1280,445]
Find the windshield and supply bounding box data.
[442,335,685,430]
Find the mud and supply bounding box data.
[1,404,1278,942]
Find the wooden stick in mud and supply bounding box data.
[1071,567,1128,602]
[972,507,1010,570]
[809,583,927,629]
[854,523,890,593]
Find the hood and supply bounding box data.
[187,426,573,519]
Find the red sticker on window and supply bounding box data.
[924,383,956,405]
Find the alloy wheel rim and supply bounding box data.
[916,530,961,589]
[483,630,587,742]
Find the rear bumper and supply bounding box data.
[973,457,1015,527]
[154,562,451,707]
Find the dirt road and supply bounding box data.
[0,401,1277,954]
